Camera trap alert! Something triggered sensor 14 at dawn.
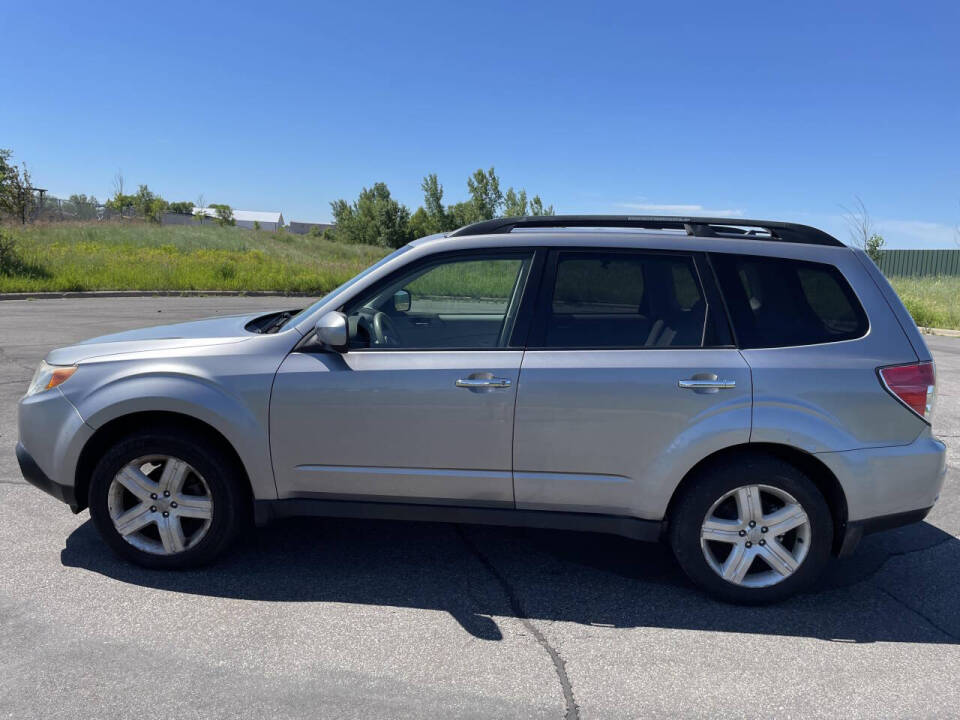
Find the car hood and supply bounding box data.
[46,312,271,365]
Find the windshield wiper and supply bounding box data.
[263,310,299,334]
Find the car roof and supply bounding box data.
[409,215,847,257]
[409,227,851,262]
[446,215,844,246]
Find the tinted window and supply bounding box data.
[405,259,520,315]
[711,254,868,348]
[343,253,533,349]
[543,252,709,348]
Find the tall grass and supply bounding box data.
[0,221,388,293]
[889,276,960,331]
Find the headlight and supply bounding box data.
[25,361,77,397]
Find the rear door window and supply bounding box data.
[540,251,715,348]
[711,253,868,348]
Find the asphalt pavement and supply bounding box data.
[1,297,958,719]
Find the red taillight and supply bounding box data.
[878,361,936,422]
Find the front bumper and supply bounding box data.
[16,442,80,511]
[17,386,92,512]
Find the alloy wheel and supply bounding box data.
[107,455,214,555]
[699,484,811,588]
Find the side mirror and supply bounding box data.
[314,311,348,351]
[393,289,411,312]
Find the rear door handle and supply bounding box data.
[456,377,512,389]
[678,379,736,389]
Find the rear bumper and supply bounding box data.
[816,430,947,523]
[836,506,932,557]
[16,442,80,511]
[817,430,946,557]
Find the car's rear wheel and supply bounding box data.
[669,454,833,604]
[88,430,245,568]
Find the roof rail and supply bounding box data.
[448,215,844,247]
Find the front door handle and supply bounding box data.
[456,377,512,389]
[678,378,736,390]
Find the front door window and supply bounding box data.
[343,253,534,350]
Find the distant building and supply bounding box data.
[288,221,334,236]
[191,208,285,231]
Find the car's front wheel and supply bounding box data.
[88,429,245,568]
[669,454,833,604]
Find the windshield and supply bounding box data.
[282,245,413,328]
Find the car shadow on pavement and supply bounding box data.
[61,515,960,644]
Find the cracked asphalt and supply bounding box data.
[1,297,958,719]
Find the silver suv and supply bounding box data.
[17,216,947,603]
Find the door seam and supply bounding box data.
[510,349,526,508]
[738,349,755,442]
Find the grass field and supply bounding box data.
[0,221,388,294]
[889,276,960,331]
[1,222,958,331]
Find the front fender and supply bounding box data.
[63,362,278,500]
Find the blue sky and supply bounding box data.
[3,0,958,247]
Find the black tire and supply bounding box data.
[88,429,246,569]
[668,453,833,604]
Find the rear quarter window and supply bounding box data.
[711,253,868,348]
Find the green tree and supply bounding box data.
[7,164,36,224]
[67,194,99,220]
[466,166,503,221]
[501,185,554,217]
[408,167,555,236]
[133,184,155,214]
[865,233,885,264]
[0,148,12,180]
[105,193,135,218]
[108,171,129,219]
[844,196,879,261]
[503,187,528,216]
[132,184,169,222]
[408,206,434,239]
[168,201,194,215]
[0,149,15,209]
[421,173,453,231]
[144,197,169,223]
[528,195,554,216]
[446,200,478,228]
[0,149,38,224]
[328,182,411,248]
[209,203,235,227]
[407,174,456,237]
